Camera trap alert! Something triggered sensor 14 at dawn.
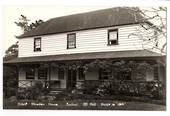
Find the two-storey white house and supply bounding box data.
[4,7,165,93]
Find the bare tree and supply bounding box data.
[127,7,167,54]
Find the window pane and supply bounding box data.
[35,39,40,44]
[38,69,47,79]
[69,41,75,47]
[35,42,40,47]
[109,31,117,40]
[78,68,85,80]
[26,68,35,79]
[99,68,112,80]
[58,68,64,79]
[35,44,40,49]
[35,39,40,46]
[109,40,117,45]
[136,69,146,80]
[68,34,75,39]
[117,71,131,80]
[68,38,75,42]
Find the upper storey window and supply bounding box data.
[67,33,76,49]
[34,37,41,51]
[108,29,118,45]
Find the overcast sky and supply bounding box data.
[3,6,112,54]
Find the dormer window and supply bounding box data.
[108,29,118,45]
[34,37,41,51]
[67,33,76,49]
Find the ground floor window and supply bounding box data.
[99,68,112,80]
[38,68,48,79]
[58,68,64,80]
[99,68,132,80]
[136,68,146,80]
[78,68,85,80]
[118,70,131,80]
[154,66,158,80]
[26,68,35,79]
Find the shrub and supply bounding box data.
[84,80,164,99]
[83,81,100,94]
[17,81,49,100]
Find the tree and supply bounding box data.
[15,15,44,33]
[29,19,44,30]
[4,16,44,99]
[4,41,18,60]
[127,7,167,54]
[4,15,44,60]
[14,15,30,33]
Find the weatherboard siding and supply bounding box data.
[18,24,154,57]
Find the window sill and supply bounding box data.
[58,79,65,80]
[25,79,35,80]
[38,78,47,80]
[77,79,85,81]
[67,47,76,49]
[34,50,41,52]
[107,44,118,46]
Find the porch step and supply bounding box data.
[48,90,62,95]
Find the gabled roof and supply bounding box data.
[3,50,163,64]
[17,7,145,39]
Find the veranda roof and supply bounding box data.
[4,50,163,64]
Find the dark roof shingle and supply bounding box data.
[17,7,145,38]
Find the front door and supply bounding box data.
[67,69,77,90]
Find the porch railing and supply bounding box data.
[18,80,60,89]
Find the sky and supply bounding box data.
[2,6,112,54]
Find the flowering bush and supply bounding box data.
[84,80,163,99]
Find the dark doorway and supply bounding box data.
[67,69,77,90]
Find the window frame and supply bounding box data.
[67,33,76,49]
[78,68,85,80]
[99,68,112,80]
[38,68,48,80]
[118,70,132,81]
[154,66,158,80]
[108,29,118,45]
[34,37,41,52]
[58,68,65,80]
[26,68,35,80]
